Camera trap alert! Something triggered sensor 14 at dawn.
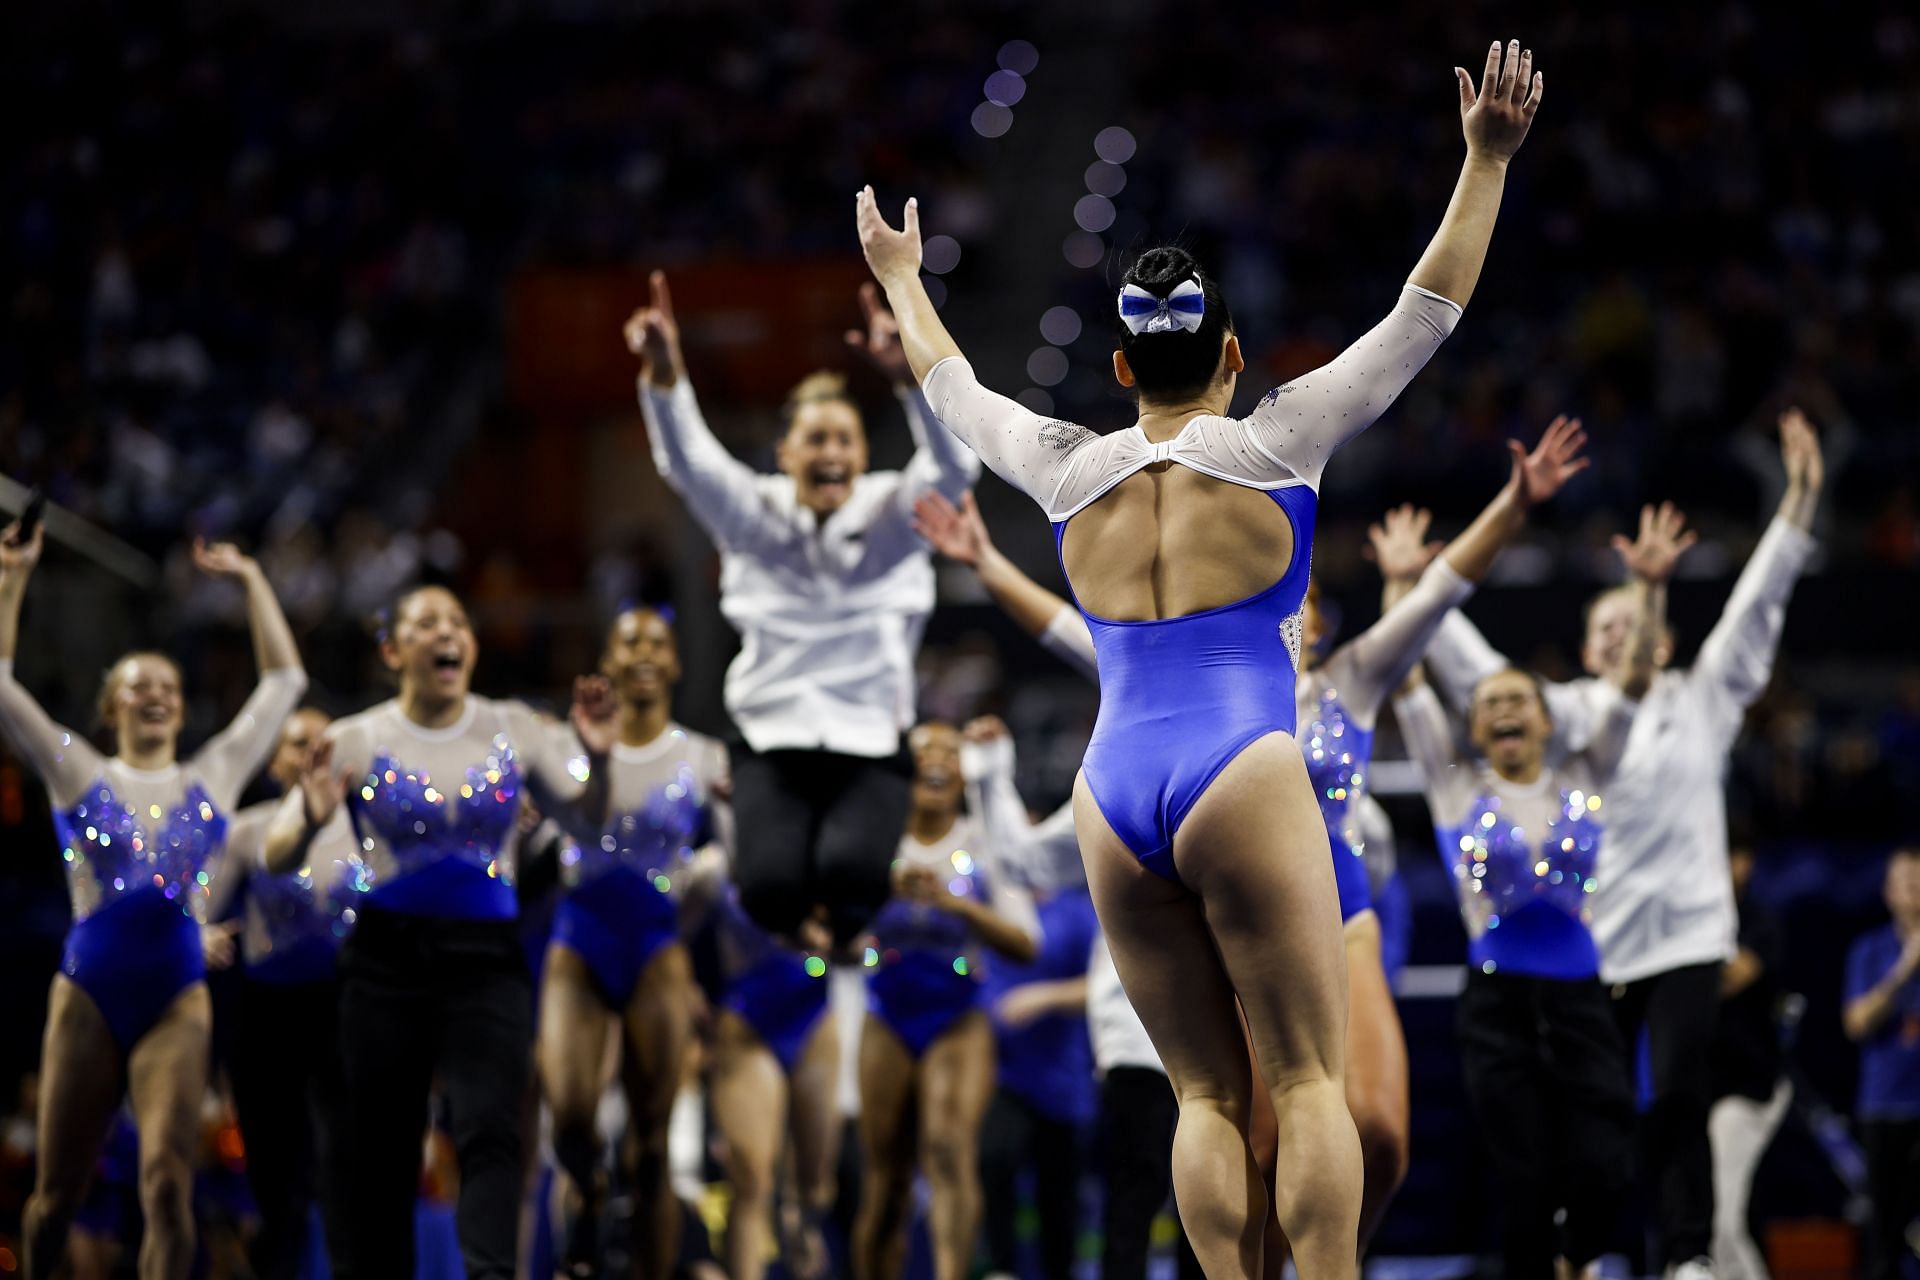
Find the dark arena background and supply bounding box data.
[1,2,1916,1278]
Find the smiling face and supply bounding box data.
[383,586,477,703]
[779,399,869,516]
[602,608,681,706]
[908,721,964,815]
[1582,585,1672,676]
[1468,668,1552,776]
[268,708,331,790]
[101,653,185,757]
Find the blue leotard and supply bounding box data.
[714,890,831,1074]
[553,726,724,1007]
[323,697,592,922]
[1398,681,1637,981]
[205,800,369,986]
[1054,487,1316,880]
[355,743,523,919]
[866,815,1032,1058]
[1300,687,1377,921]
[55,778,226,1050]
[1444,788,1604,980]
[1042,554,1476,915]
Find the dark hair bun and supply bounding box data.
[1116,245,1233,401]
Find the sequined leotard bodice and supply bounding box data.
[320,696,595,921]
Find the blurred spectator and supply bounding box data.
[1843,848,1920,1280]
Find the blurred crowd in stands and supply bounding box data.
[0,3,1913,854]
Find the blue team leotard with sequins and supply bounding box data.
[554,744,712,1007]
[352,740,523,918]
[865,819,1009,1057]
[56,778,227,1049]
[1300,687,1377,921]
[714,889,830,1073]
[1445,787,1604,980]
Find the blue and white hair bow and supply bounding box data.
[1117,277,1205,335]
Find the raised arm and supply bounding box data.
[1408,40,1543,307]
[856,190,963,382]
[913,490,1098,678]
[189,541,309,804]
[1690,409,1821,739]
[624,272,777,550]
[1390,679,1476,828]
[0,521,106,803]
[1342,417,1590,713]
[1236,41,1542,487]
[1608,502,1691,704]
[855,189,1117,516]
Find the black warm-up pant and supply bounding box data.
[1098,1066,1204,1280]
[1610,960,1723,1267]
[727,742,913,945]
[980,1087,1083,1280]
[1862,1118,1920,1280]
[332,906,531,1280]
[230,974,344,1279]
[1457,969,1636,1279]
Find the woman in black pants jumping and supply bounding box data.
[624,274,978,945]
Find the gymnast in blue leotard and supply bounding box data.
[909,413,1593,1252]
[852,719,1038,1280]
[537,605,724,1280]
[0,522,305,1278]
[677,855,838,1280]
[856,36,1545,1276]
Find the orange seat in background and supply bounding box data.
[1766,1218,1858,1280]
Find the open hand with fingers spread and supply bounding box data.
[855,186,922,288]
[845,281,913,385]
[1367,505,1444,584]
[1613,502,1698,585]
[1509,415,1590,508]
[622,271,685,388]
[913,490,993,567]
[1459,38,1544,161]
